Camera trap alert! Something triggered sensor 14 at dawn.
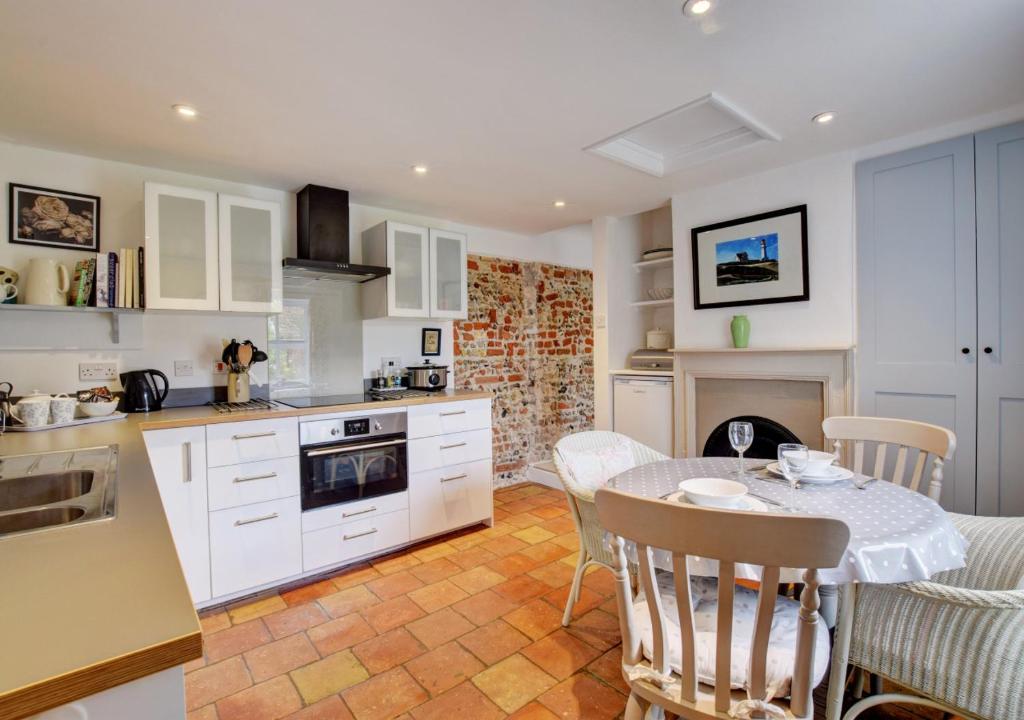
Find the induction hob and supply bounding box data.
[276,388,432,408]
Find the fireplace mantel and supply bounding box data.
[671,346,854,457]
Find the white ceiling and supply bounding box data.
[1,0,1022,234]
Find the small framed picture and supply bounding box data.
[691,204,808,309]
[421,327,442,357]
[9,183,101,252]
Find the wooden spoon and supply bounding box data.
[236,343,253,371]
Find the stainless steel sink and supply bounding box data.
[0,470,94,511]
[0,446,117,539]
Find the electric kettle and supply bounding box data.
[119,369,170,413]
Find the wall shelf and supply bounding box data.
[630,298,674,308]
[632,256,674,271]
[0,304,143,344]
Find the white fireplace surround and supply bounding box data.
[672,347,854,457]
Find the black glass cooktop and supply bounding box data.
[276,394,371,408]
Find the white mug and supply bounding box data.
[11,396,51,427]
[50,394,78,424]
[1,284,16,302]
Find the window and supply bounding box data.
[267,298,311,393]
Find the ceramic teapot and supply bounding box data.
[10,390,53,427]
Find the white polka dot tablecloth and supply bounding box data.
[608,457,967,585]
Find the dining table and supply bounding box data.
[608,456,968,720]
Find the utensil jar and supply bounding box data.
[227,372,250,403]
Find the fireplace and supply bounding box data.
[702,415,802,459]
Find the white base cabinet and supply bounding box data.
[210,496,302,598]
[143,427,211,604]
[30,666,185,720]
[410,458,493,540]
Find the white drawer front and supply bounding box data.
[206,417,299,467]
[409,428,492,473]
[409,458,493,540]
[301,491,409,533]
[208,457,300,511]
[210,496,302,598]
[407,399,491,439]
[303,509,410,572]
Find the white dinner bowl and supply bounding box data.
[677,477,749,508]
[77,399,119,417]
[782,449,837,476]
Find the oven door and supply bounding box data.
[300,433,408,511]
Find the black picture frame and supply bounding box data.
[9,183,101,253]
[421,327,442,357]
[690,204,808,310]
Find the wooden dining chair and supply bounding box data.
[595,487,850,719]
[821,417,955,503]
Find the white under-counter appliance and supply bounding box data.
[613,375,673,457]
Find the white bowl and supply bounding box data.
[677,477,748,508]
[78,399,119,417]
[782,449,836,476]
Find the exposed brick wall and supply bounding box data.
[455,255,594,486]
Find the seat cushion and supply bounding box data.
[633,574,830,699]
[558,442,636,492]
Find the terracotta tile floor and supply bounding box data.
[187,483,956,720]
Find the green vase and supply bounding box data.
[730,314,750,348]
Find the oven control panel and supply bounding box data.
[344,418,370,436]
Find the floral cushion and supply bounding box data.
[632,573,830,700]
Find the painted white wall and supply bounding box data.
[0,141,591,396]
[671,152,856,349]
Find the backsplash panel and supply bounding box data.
[455,255,594,486]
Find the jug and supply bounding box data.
[24,258,70,306]
[119,370,170,413]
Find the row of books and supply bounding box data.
[70,248,146,309]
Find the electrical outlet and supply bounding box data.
[174,360,194,377]
[380,355,401,372]
[212,361,228,375]
[79,362,118,382]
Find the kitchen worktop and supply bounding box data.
[608,368,674,377]
[0,389,490,719]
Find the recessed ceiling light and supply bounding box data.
[553,200,567,208]
[173,104,197,118]
[812,111,837,125]
[412,165,429,175]
[682,0,712,16]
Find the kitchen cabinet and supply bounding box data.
[410,459,492,540]
[142,427,211,604]
[205,416,299,467]
[218,194,283,313]
[144,182,282,313]
[209,496,302,597]
[144,183,219,311]
[362,221,468,319]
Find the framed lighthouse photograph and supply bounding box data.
[691,204,808,309]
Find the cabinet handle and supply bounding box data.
[234,512,279,526]
[343,528,379,541]
[440,473,468,483]
[232,431,277,440]
[961,347,970,355]
[984,347,993,354]
[183,441,192,483]
[233,472,278,484]
[440,442,467,450]
[342,506,378,518]
[440,410,466,417]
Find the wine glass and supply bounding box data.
[777,443,809,509]
[728,421,754,479]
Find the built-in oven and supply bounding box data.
[298,410,407,511]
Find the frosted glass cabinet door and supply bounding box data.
[387,222,430,317]
[429,229,468,319]
[218,194,282,313]
[144,183,219,310]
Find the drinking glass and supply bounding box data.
[777,443,809,509]
[728,421,754,479]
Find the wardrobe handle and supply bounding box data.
[983,347,993,354]
[961,347,970,355]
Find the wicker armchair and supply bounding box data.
[841,513,1024,720]
[552,431,669,626]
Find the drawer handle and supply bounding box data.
[233,472,278,484]
[343,506,378,518]
[440,442,467,450]
[440,473,468,483]
[232,431,278,440]
[234,512,279,526]
[440,410,467,417]
[343,528,379,541]
[183,441,192,483]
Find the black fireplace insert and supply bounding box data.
[703,415,803,459]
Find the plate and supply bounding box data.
[664,490,768,512]
[642,248,673,260]
[765,462,853,484]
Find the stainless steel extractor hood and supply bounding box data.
[282,184,390,283]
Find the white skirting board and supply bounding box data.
[526,460,561,489]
